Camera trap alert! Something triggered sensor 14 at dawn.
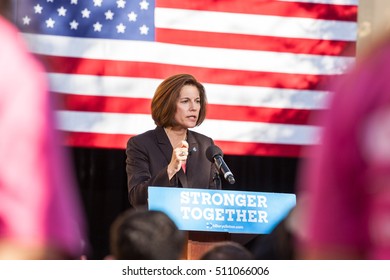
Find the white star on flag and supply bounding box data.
[128,11,137,22]
[139,24,149,35]
[139,0,149,10]
[93,22,103,32]
[22,16,31,25]
[45,18,55,28]
[81,8,91,18]
[117,0,126,9]
[116,23,126,33]
[34,4,43,14]
[69,20,79,30]
[57,6,67,16]
[105,10,114,20]
[93,0,103,7]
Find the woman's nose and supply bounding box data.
[189,101,198,111]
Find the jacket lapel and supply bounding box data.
[184,130,199,187]
[155,126,172,163]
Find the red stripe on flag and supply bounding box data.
[62,131,305,157]
[208,104,313,125]
[56,93,315,125]
[157,0,357,21]
[39,55,330,90]
[156,28,356,56]
[56,94,152,115]
[62,132,130,150]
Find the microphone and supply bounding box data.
[206,145,235,184]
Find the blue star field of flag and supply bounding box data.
[15,0,155,41]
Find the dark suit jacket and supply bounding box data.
[126,126,221,209]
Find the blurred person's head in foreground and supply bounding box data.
[297,31,390,259]
[109,209,185,260]
[200,241,254,260]
[0,7,86,259]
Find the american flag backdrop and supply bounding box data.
[14,0,358,157]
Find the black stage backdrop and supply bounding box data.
[71,147,299,259]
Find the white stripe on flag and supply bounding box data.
[155,7,357,41]
[56,111,321,145]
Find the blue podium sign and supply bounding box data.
[148,187,296,234]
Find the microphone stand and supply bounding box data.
[213,172,222,189]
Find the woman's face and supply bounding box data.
[173,85,201,129]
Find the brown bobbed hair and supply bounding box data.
[151,74,207,127]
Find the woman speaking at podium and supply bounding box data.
[126,74,222,209]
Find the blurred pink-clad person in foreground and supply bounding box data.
[0,13,86,258]
[297,33,390,260]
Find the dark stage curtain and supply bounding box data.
[70,147,299,259]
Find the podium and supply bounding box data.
[148,186,296,260]
[183,231,230,260]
